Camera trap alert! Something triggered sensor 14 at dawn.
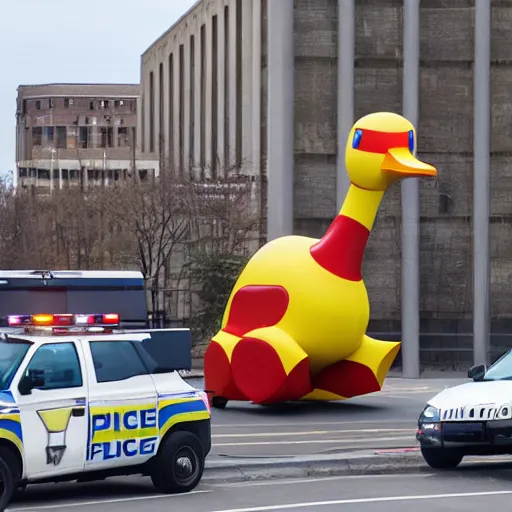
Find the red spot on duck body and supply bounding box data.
[224,285,290,337]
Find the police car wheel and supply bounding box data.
[0,451,16,509]
[421,447,464,469]
[151,431,205,494]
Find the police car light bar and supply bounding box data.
[7,313,120,334]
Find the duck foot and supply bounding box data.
[310,335,401,399]
[204,332,248,403]
[231,327,312,404]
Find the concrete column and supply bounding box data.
[252,0,262,178]
[473,0,491,366]
[336,0,354,211]
[267,0,294,240]
[205,17,213,176]
[184,40,191,175]
[228,0,238,166]
[217,4,226,174]
[241,0,253,173]
[401,0,421,379]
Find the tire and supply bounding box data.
[211,396,228,410]
[151,431,205,494]
[421,446,464,469]
[0,448,17,511]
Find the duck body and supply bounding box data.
[204,111,438,408]
[223,234,369,373]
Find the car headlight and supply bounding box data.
[418,405,440,423]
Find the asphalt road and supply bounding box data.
[8,463,512,511]
[200,377,469,458]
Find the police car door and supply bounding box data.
[83,335,158,471]
[13,340,89,478]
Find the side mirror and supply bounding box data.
[18,369,45,396]
[468,364,486,382]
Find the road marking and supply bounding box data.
[7,489,212,511]
[217,473,428,488]
[212,419,414,429]
[214,435,413,446]
[208,490,512,511]
[213,429,415,438]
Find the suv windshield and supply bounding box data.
[0,339,31,391]
[483,350,512,381]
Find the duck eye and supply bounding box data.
[408,130,415,153]
[352,129,363,149]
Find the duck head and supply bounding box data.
[345,112,437,191]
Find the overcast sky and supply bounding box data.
[0,0,197,178]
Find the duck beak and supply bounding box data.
[381,148,437,178]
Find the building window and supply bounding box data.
[49,98,55,108]
[100,100,110,109]
[190,34,195,167]
[200,24,206,173]
[78,127,88,149]
[56,127,67,149]
[149,71,155,152]
[100,127,113,148]
[89,101,95,110]
[117,127,129,147]
[32,127,42,146]
[235,0,242,167]
[212,14,218,177]
[67,126,78,149]
[224,5,230,170]
[114,100,125,108]
[44,126,54,144]
[35,100,41,110]
[64,98,74,108]
[179,44,185,174]
[159,61,164,157]
[169,52,175,163]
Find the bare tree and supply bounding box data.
[108,171,190,319]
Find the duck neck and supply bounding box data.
[310,185,385,281]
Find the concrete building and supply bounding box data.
[16,84,159,193]
[141,0,511,372]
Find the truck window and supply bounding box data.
[89,341,149,383]
[26,343,83,390]
[0,340,31,391]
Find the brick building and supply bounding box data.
[16,84,159,193]
[140,0,512,369]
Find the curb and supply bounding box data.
[202,451,427,484]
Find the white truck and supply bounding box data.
[0,312,211,510]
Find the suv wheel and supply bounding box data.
[421,446,464,469]
[0,448,17,510]
[151,431,205,494]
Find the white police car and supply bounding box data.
[0,313,211,509]
[417,351,512,469]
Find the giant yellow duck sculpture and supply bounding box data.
[204,112,437,408]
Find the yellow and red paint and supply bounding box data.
[205,112,437,405]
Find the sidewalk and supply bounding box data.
[202,449,512,484]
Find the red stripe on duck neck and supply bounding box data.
[309,215,370,281]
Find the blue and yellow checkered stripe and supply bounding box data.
[0,412,23,454]
[158,394,210,438]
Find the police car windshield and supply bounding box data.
[483,350,512,381]
[0,339,31,391]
